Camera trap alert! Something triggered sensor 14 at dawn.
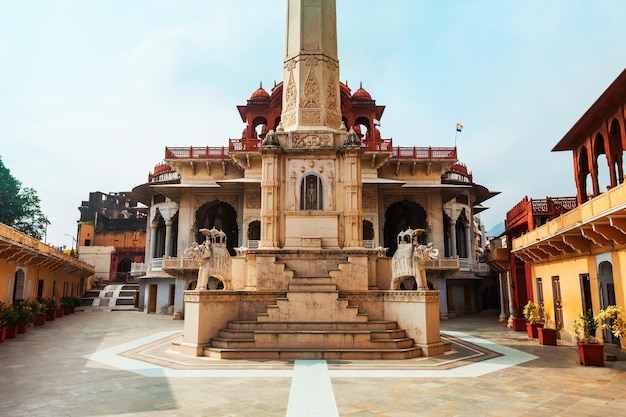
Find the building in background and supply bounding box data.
[0,223,93,304]
[507,69,626,347]
[76,192,146,284]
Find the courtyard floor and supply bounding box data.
[1,309,625,416]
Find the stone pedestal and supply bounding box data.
[383,290,446,357]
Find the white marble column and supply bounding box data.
[164,219,173,258]
[150,220,158,263]
[449,219,457,258]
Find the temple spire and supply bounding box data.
[281,0,341,132]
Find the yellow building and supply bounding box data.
[512,69,626,347]
[0,223,94,305]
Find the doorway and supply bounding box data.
[148,284,157,313]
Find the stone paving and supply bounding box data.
[1,309,625,416]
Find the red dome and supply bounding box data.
[249,82,270,102]
[352,82,372,101]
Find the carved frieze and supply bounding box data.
[292,133,333,148]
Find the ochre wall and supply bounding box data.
[531,251,625,344]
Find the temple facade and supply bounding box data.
[127,0,496,358]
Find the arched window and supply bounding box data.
[300,174,323,210]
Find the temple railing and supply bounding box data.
[165,146,230,159]
[165,142,457,161]
[392,147,457,159]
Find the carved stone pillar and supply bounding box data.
[342,147,363,247]
[498,272,507,322]
[259,147,282,248]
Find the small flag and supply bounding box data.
[456,123,463,132]
[373,118,381,127]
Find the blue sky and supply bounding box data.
[1,0,625,249]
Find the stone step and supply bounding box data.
[261,303,366,322]
[218,328,405,340]
[211,330,414,350]
[288,283,338,291]
[227,320,401,331]
[204,346,422,360]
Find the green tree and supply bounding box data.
[0,157,50,240]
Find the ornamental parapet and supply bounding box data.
[339,290,440,303]
[183,290,285,303]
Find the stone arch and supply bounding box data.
[362,219,374,240]
[247,220,261,248]
[247,220,261,241]
[300,172,323,210]
[152,209,166,258]
[443,212,452,257]
[383,199,427,256]
[13,268,26,302]
[252,116,268,139]
[455,209,470,258]
[116,259,132,282]
[195,200,239,256]
[354,115,370,140]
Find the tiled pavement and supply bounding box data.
[1,310,626,417]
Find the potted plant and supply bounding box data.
[509,307,527,331]
[30,300,46,326]
[13,301,33,333]
[42,297,59,321]
[61,296,74,315]
[573,309,604,366]
[4,305,20,338]
[523,300,543,338]
[537,313,558,345]
[0,302,8,343]
[596,305,626,348]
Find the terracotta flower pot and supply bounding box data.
[526,323,543,338]
[55,308,64,318]
[0,326,6,343]
[33,313,46,326]
[46,312,56,321]
[6,324,19,338]
[577,342,604,366]
[538,327,557,345]
[511,318,527,331]
[17,323,28,334]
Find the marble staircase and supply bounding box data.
[205,276,421,360]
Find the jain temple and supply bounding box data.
[127,0,497,359]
